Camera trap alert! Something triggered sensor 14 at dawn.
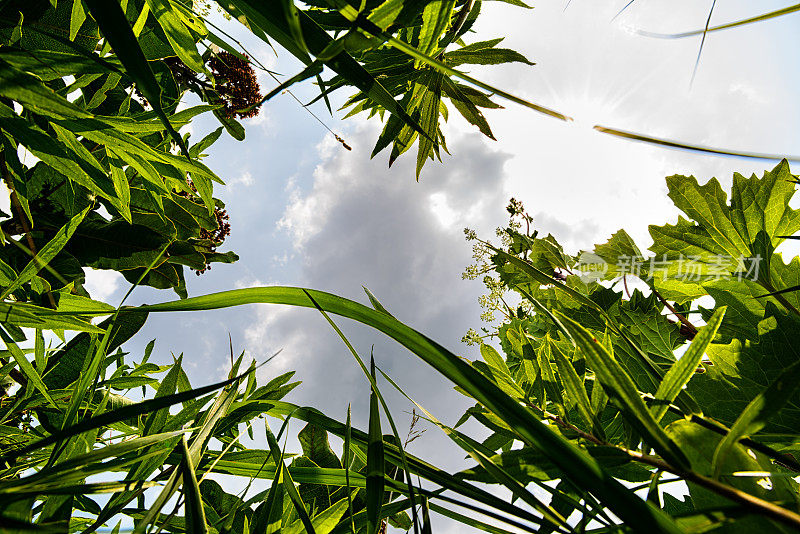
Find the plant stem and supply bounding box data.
[530,402,800,529]
[0,149,57,309]
[625,450,800,530]
[651,287,696,337]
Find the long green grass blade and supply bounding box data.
[637,4,800,39]
[344,405,356,534]
[0,327,57,409]
[651,307,725,422]
[1,367,254,463]
[549,339,603,440]
[266,421,316,534]
[303,290,419,533]
[593,126,800,164]
[376,367,568,533]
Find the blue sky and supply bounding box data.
[79,2,800,530]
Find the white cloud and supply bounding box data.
[83,269,122,302]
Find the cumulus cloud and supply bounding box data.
[248,121,514,403]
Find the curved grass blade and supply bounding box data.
[711,359,800,479]
[637,4,800,39]
[690,0,717,85]
[127,287,683,533]
[82,0,189,157]
[611,0,636,22]
[593,126,800,164]
[651,307,725,422]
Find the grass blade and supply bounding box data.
[593,126,800,164]
[637,4,800,39]
[180,436,209,534]
[1,366,254,464]
[549,338,604,440]
[265,420,316,534]
[129,286,683,533]
[344,405,356,534]
[0,327,57,409]
[651,307,725,422]
[366,356,385,534]
[556,313,691,471]
[303,290,420,533]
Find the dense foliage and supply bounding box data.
[456,160,800,531]
[0,0,798,533]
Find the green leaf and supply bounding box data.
[651,307,726,422]
[0,58,92,119]
[686,304,800,442]
[666,419,800,518]
[144,0,206,73]
[442,78,495,139]
[83,0,189,157]
[444,47,534,67]
[711,359,800,478]
[69,0,87,42]
[285,497,350,534]
[661,161,800,261]
[549,338,603,439]
[0,327,57,409]
[557,313,691,470]
[1,205,91,299]
[418,0,456,56]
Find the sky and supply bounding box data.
[78,1,800,530]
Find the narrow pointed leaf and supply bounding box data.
[651,307,725,422]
